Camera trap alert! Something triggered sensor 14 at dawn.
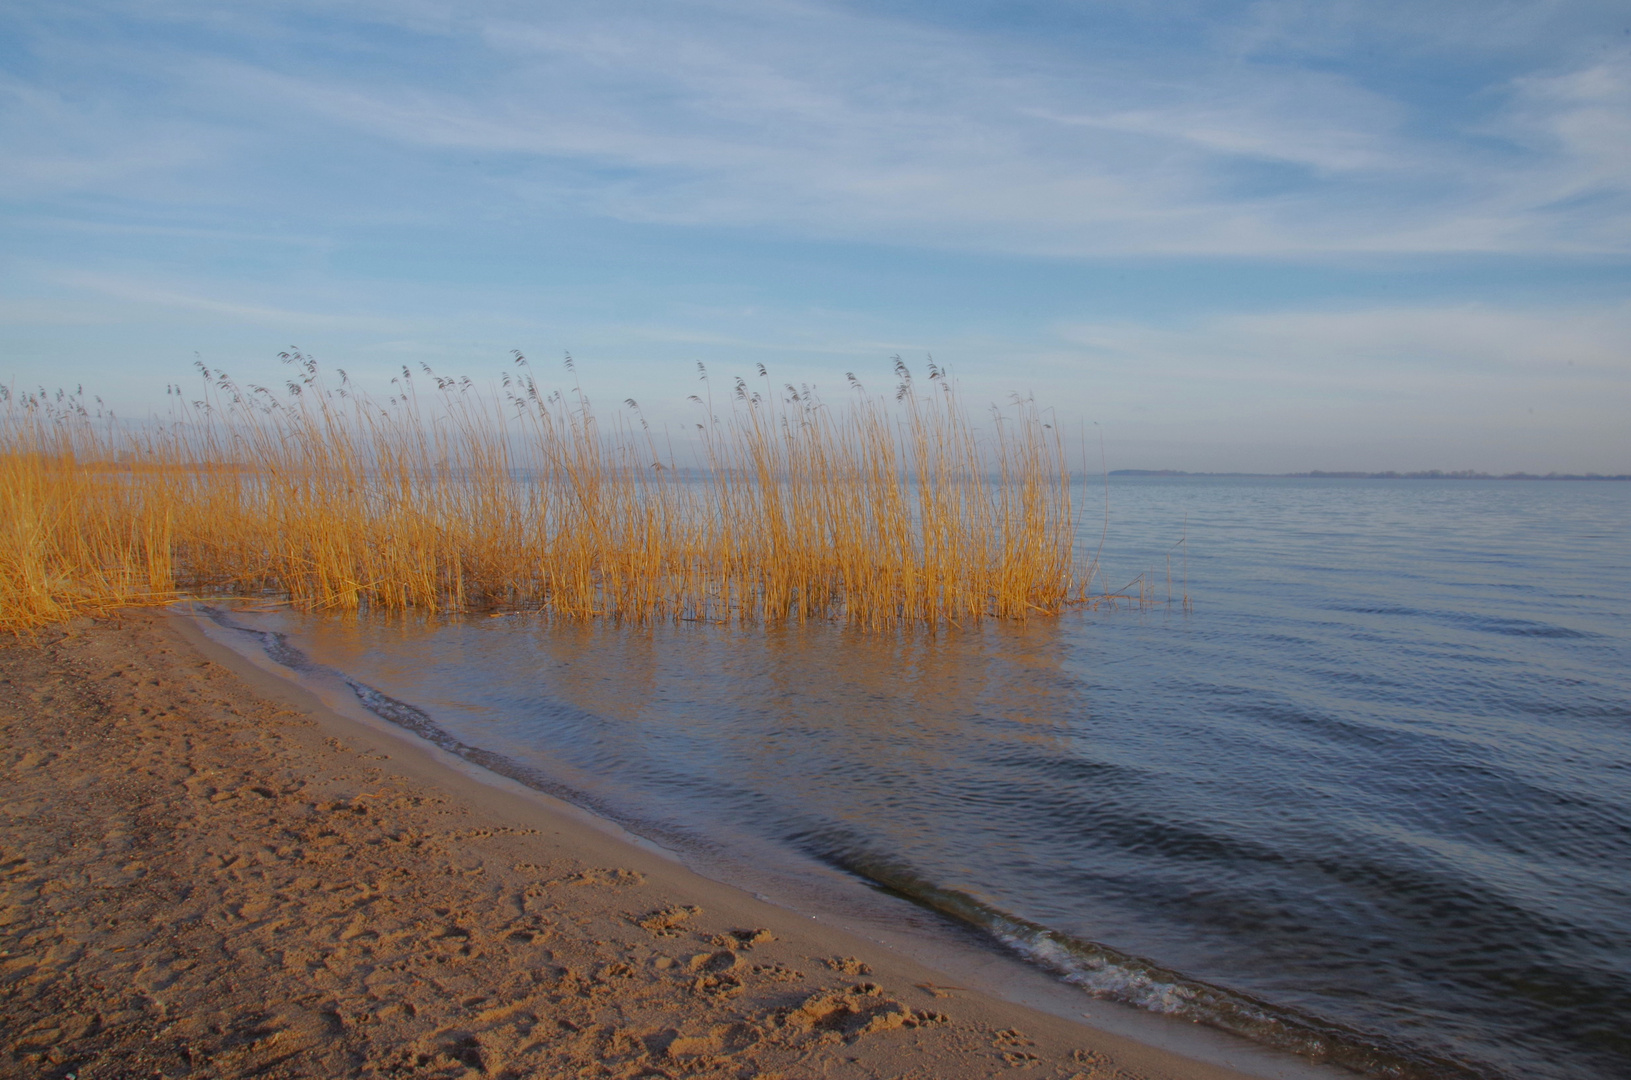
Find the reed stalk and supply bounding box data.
[1,356,1098,633]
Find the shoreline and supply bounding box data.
[189,604,1362,1080]
[4,610,1324,1079]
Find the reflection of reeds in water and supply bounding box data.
[2,354,1117,632]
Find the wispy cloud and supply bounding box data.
[44,271,422,333]
[1057,301,1631,385]
[4,0,1629,256]
[0,76,214,199]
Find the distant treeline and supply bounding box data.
[1111,469,1631,481]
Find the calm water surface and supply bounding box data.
[224,477,1631,1080]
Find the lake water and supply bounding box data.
[207,476,1631,1080]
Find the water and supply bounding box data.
[208,476,1631,1080]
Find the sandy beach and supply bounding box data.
[2,611,1272,1080]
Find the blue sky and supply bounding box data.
[3,0,1628,471]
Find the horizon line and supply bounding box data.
[1108,469,1631,482]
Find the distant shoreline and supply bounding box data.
[1110,469,1631,481]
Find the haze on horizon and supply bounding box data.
[2,0,1628,475]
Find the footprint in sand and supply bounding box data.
[557,867,645,888]
[686,949,740,973]
[711,927,775,950]
[823,955,871,976]
[783,983,922,1040]
[634,905,701,937]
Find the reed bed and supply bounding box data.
[1,354,1099,633]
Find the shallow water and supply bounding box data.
[221,477,1631,1080]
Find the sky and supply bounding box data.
[2,0,1629,473]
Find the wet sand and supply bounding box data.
[2,611,1273,1080]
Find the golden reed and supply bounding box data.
[1,354,1096,633]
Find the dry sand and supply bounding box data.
[2,610,1276,1080]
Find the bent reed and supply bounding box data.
[2,354,1095,633]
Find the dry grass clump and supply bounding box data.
[1,355,1093,633]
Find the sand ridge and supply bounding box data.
[1,612,1260,1080]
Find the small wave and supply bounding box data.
[824,849,1493,1080]
[1460,616,1590,640]
[1324,603,1424,617]
[1320,603,1593,640]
